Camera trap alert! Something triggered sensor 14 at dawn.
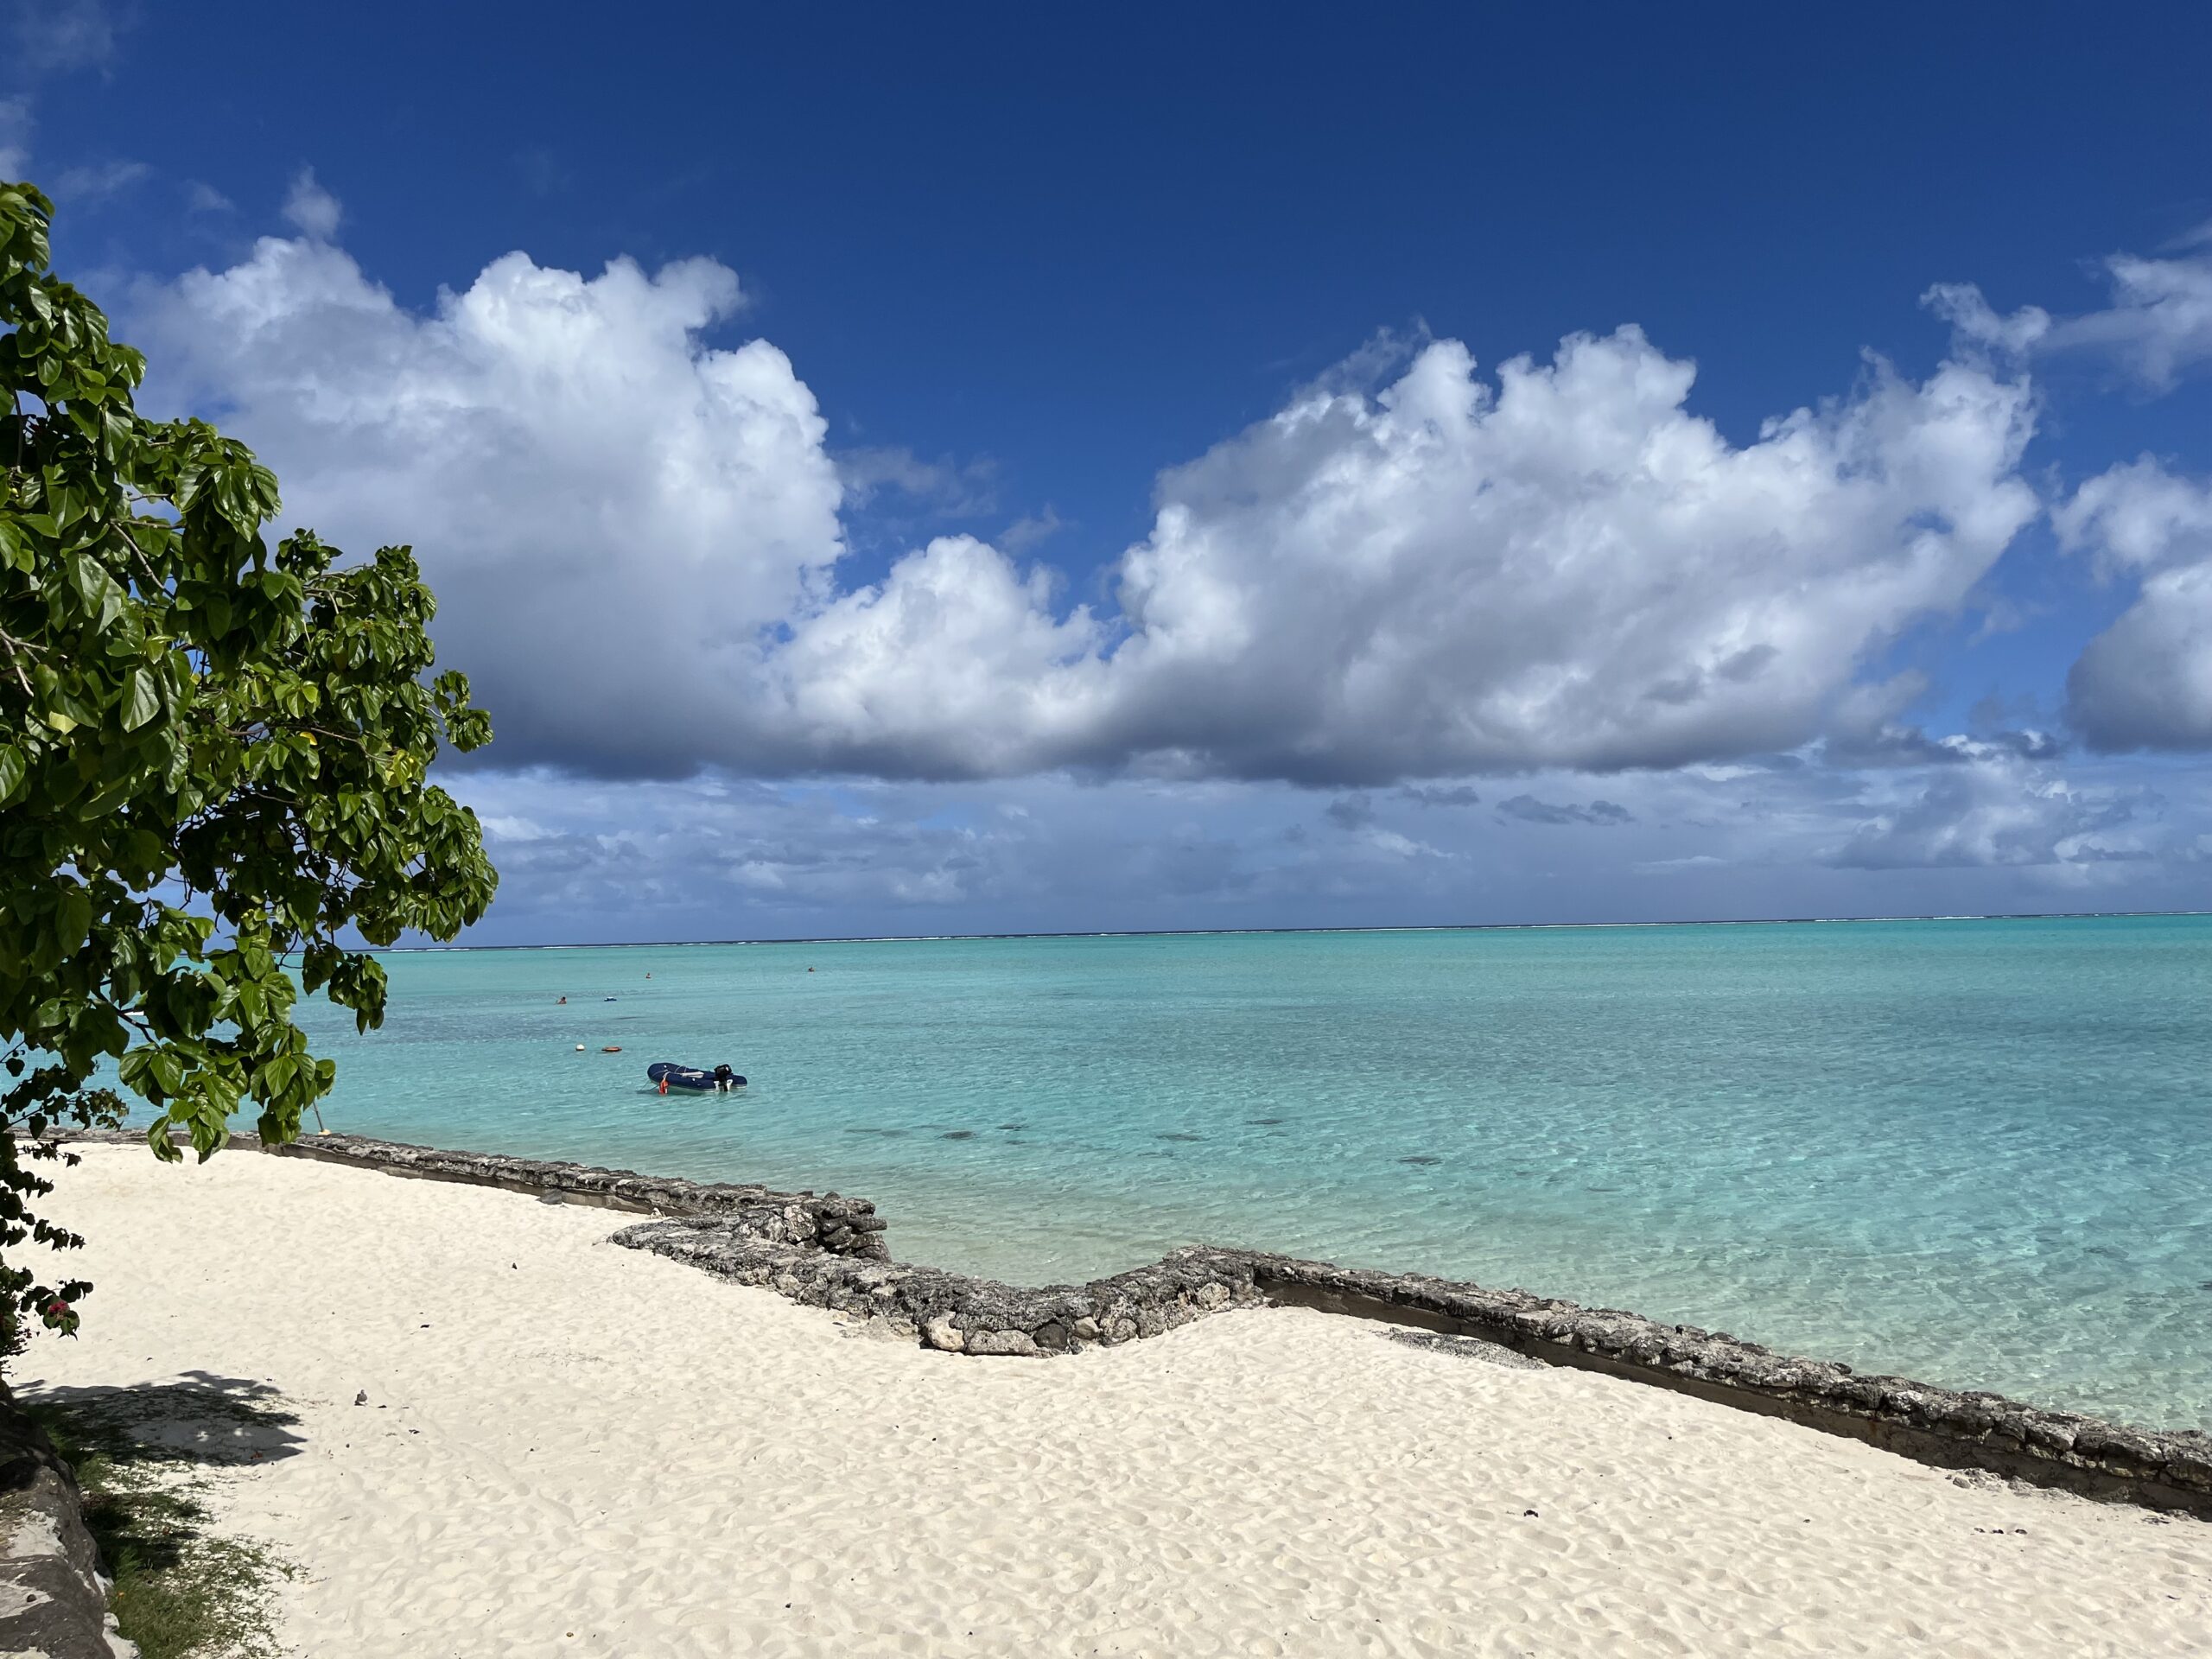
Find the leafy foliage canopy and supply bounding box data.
[0,179,496,1348]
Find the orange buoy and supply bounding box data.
[601,1046,622,1053]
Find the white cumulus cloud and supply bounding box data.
[1093,334,2036,780]
[2056,459,2212,751]
[131,227,848,779]
[2055,456,2212,574]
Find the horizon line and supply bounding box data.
[383,906,2212,952]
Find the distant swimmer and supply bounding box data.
[557,995,567,1004]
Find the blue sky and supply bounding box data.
[11,3,2212,941]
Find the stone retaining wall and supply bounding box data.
[614,1223,1265,1356]
[0,1388,134,1657]
[261,1135,891,1259]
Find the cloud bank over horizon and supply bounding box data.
[115,185,2212,936]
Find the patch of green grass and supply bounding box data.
[25,1384,300,1659]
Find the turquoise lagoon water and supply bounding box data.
[274,916,2209,1430]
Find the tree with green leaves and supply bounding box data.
[0,178,498,1357]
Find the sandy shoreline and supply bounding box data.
[19,1145,2212,1656]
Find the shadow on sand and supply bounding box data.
[22,1371,306,1483]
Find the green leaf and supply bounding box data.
[53,887,92,957]
[120,666,159,731]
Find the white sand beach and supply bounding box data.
[20,1144,2211,1657]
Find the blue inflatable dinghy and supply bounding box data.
[647,1061,746,1093]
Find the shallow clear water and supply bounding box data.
[265,916,2209,1429]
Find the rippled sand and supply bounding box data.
[25,1145,2211,1656]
